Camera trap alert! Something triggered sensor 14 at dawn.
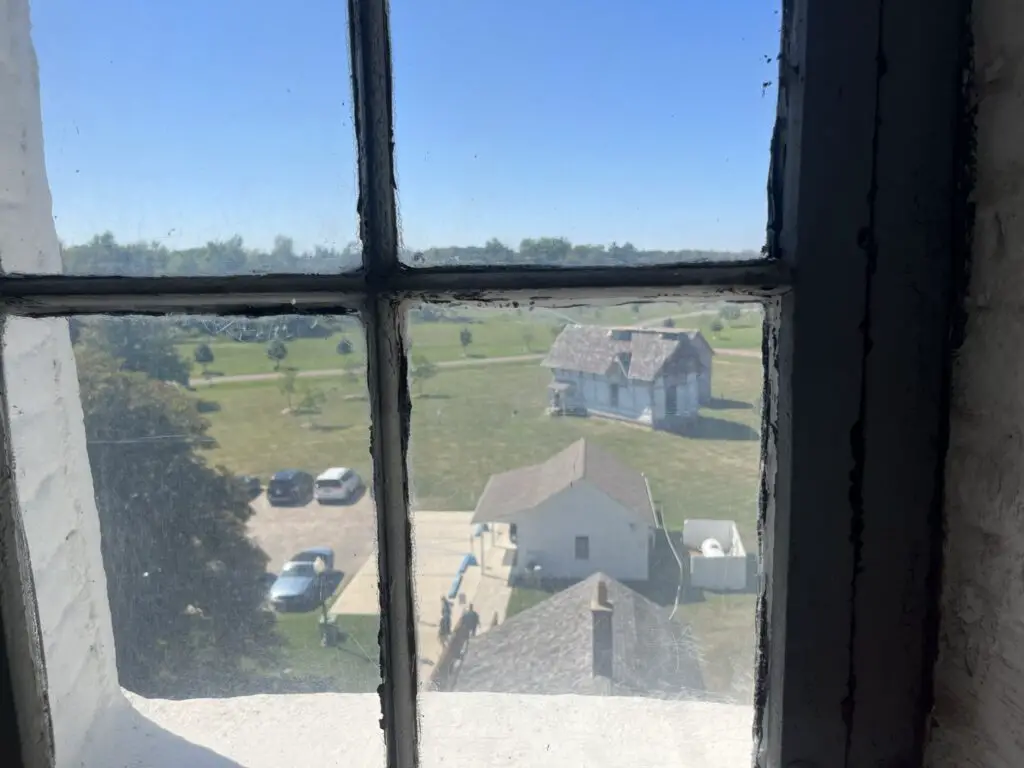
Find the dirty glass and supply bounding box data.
[4,315,384,764]
[27,2,360,277]
[406,301,764,763]
[391,0,779,267]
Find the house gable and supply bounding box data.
[471,439,654,526]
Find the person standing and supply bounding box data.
[439,596,452,646]
[463,604,480,637]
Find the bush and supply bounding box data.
[336,338,353,355]
[267,339,288,370]
[194,343,214,373]
[719,305,742,322]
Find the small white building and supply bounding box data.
[681,518,749,592]
[542,325,714,431]
[471,440,654,582]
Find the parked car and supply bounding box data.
[267,469,314,506]
[289,546,335,571]
[269,558,343,612]
[239,474,262,500]
[314,467,362,504]
[269,561,321,611]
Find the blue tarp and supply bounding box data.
[447,573,463,600]
[473,523,490,537]
[458,553,479,573]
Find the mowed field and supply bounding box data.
[197,355,763,544]
[178,304,763,379]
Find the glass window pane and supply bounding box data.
[4,314,383,764]
[408,301,764,762]
[29,4,359,276]
[392,1,779,267]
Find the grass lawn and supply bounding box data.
[179,303,763,379]
[505,587,552,618]
[198,355,763,542]
[196,330,763,700]
[179,313,563,379]
[266,612,381,693]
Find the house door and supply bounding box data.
[665,384,678,415]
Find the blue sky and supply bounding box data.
[32,0,779,253]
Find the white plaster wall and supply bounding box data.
[514,482,650,581]
[925,2,1024,765]
[0,1,126,764]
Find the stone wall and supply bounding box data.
[0,1,126,764]
[925,1,1024,765]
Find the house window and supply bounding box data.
[665,385,678,416]
[575,536,590,560]
[609,383,620,408]
[0,1,967,766]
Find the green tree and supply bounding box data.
[193,343,214,375]
[709,318,725,336]
[267,339,288,371]
[459,328,473,355]
[720,305,742,322]
[521,327,535,352]
[75,347,272,694]
[336,337,354,355]
[279,368,298,410]
[79,317,191,385]
[663,317,676,328]
[410,354,437,395]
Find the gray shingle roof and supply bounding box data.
[470,439,653,525]
[542,324,703,382]
[453,573,705,698]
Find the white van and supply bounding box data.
[314,467,361,503]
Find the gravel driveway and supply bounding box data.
[246,491,377,586]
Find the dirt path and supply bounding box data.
[716,348,761,358]
[191,353,546,387]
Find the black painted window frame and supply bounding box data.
[0,0,969,767]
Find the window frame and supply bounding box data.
[575,536,590,561]
[0,1,971,768]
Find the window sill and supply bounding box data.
[89,691,754,767]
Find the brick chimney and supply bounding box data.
[591,578,614,680]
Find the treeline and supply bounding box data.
[62,232,757,276]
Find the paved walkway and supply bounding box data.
[329,511,513,684]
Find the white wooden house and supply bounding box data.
[471,440,654,582]
[542,325,713,430]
